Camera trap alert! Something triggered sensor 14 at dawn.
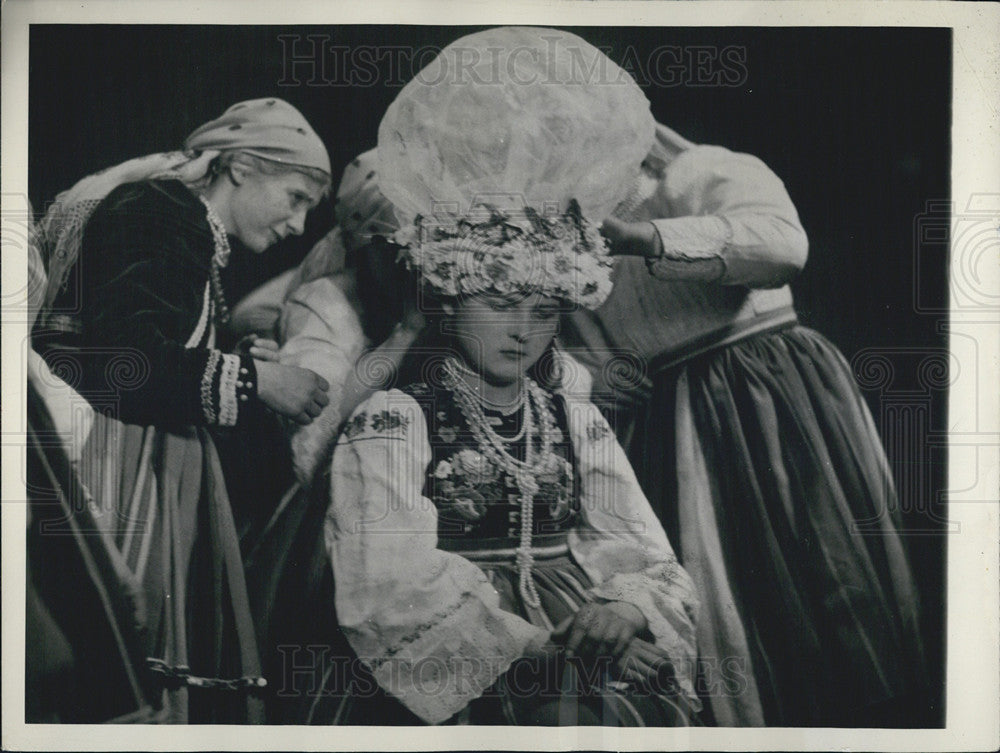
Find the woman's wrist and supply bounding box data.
[241,357,262,398]
[605,601,648,633]
[642,222,665,261]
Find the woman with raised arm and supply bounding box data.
[562,86,927,728]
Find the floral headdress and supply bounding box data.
[394,200,613,309]
[377,27,656,310]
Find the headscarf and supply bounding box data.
[184,98,330,175]
[38,98,330,312]
[377,27,656,310]
[333,149,397,244]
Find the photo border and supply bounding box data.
[3,1,997,750]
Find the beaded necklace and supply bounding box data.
[444,356,527,442]
[441,356,558,608]
[199,196,232,327]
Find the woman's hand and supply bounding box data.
[235,334,282,362]
[249,337,281,362]
[556,601,648,661]
[600,216,663,260]
[614,638,678,690]
[255,361,329,425]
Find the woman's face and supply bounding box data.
[226,168,324,253]
[451,292,562,386]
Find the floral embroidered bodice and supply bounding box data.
[394,381,581,551]
[328,385,700,723]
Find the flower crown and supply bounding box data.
[392,200,614,310]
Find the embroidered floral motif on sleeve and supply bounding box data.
[343,408,411,440]
[343,411,369,439]
[216,353,241,426]
[200,349,222,424]
[585,420,611,443]
[371,409,410,434]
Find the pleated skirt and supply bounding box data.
[622,324,928,726]
[74,412,265,723]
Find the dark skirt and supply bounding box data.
[70,411,266,723]
[622,324,927,727]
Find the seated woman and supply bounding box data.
[327,224,700,726]
[322,27,700,726]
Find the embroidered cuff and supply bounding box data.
[646,216,731,282]
[199,350,255,426]
[355,597,548,724]
[234,356,258,422]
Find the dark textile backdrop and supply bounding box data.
[29,25,949,725]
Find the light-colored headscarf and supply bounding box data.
[333,149,396,243]
[38,98,330,313]
[183,97,330,175]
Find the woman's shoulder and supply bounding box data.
[96,179,201,217]
[554,392,616,446]
[84,179,211,264]
[339,388,427,442]
[87,179,209,244]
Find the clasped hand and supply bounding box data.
[529,602,674,687]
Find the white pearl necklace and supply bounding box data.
[442,357,558,608]
[200,196,232,326]
[199,195,232,267]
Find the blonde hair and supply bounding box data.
[193,149,332,197]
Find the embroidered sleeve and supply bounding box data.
[198,351,256,427]
[640,135,808,288]
[327,389,549,723]
[57,184,258,428]
[564,398,701,707]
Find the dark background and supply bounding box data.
[29,24,950,725]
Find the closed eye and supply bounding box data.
[290,191,315,210]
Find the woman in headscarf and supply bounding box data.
[272,148,425,484]
[30,98,332,723]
